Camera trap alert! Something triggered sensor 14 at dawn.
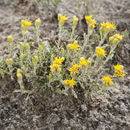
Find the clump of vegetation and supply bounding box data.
[0,14,126,100]
[34,0,61,5]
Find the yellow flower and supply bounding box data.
[21,20,32,31]
[58,14,69,25]
[25,43,30,50]
[68,62,80,76]
[17,69,22,79]
[20,53,26,60]
[35,18,41,28]
[49,73,52,80]
[32,55,39,63]
[50,64,61,72]
[67,41,80,51]
[38,42,45,51]
[96,47,106,57]
[19,42,30,52]
[63,78,76,88]
[8,35,14,43]
[6,58,13,66]
[79,57,91,68]
[17,72,22,79]
[21,20,32,26]
[100,22,115,34]
[109,34,123,45]
[53,57,64,65]
[85,15,93,21]
[113,64,125,77]
[102,76,114,86]
[73,16,79,27]
[85,15,96,28]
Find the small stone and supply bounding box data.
[16,114,20,119]
[81,104,88,111]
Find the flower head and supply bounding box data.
[63,78,76,88]
[109,34,123,45]
[38,42,45,52]
[73,16,79,27]
[35,18,41,28]
[102,76,114,87]
[21,20,32,31]
[8,35,14,43]
[58,14,69,25]
[96,47,106,57]
[17,69,22,79]
[68,62,80,76]
[79,57,91,68]
[32,55,39,63]
[19,42,30,52]
[85,15,96,28]
[67,41,80,51]
[53,57,64,65]
[20,53,26,60]
[6,58,13,66]
[50,64,61,72]
[100,22,115,34]
[21,20,32,26]
[113,64,125,77]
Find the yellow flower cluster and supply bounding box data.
[63,78,76,88]
[102,76,114,87]
[79,57,91,68]
[53,57,64,65]
[96,47,106,57]
[68,62,80,76]
[19,42,30,52]
[6,58,13,66]
[73,16,79,27]
[50,57,64,72]
[100,22,115,34]
[20,53,26,60]
[58,14,69,25]
[109,34,123,45]
[22,20,32,26]
[50,64,61,72]
[67,41,80,51]
[85,15,96,28]
[21,20,32,31]
[113,64,125,77]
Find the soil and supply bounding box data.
[0,0,130,130]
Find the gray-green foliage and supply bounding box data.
[34,0,61,5]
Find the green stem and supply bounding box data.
[70,26,76,40]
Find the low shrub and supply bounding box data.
[0,14,125,100]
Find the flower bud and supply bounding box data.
[8,36,14,43]
[35,18,41,28]
[73,16,79,27]
[17,72,22,79]
[49,73,52,80]
[20,53,26,60]
[6,58,13,66]
[32,55,39,63]
[17,69,22,79]
[25,43,30,50]
[17,69,22,73]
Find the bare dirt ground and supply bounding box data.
[0,0,130,129]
